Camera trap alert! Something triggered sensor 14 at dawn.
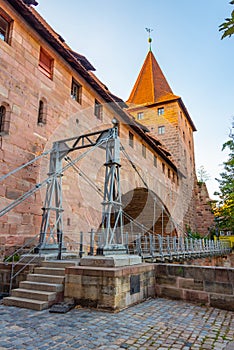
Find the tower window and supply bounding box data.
[71,79,82,104]
[168,168,171,179]
[129,131,134,148]
[142,144,146,158]
[39,48,54,79]
[94,99,103,120]
[154,155,157,167]
[0,10,12,43]
[157,107,164,115]
[162,163,165,174]
[137,112,143,120]
[37,99,47,125]
[158,126,165,135]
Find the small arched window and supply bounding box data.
[0,104,10,135]
[0,105,6,132]
[37,99,47,125]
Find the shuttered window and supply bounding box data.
[38,48,53,79]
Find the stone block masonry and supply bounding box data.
[64,263,155,312]
[155,263,234,311]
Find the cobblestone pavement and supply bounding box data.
[0,298,233,350]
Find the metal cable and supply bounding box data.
[0,138,108,217]
[0,149,53,182]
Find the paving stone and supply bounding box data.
[0,298,233,349]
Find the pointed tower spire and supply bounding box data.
[127,49,178,106]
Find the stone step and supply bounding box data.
[3,296,49,311]
[11,288,57,302]
[34,267,65,276]
[27,274,65,284]
[41,260,78,269]
[19,281,63,292]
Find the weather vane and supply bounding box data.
[145,28,153,51]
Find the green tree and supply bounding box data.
[219,1,234,39]
[197,165,210,183]
[214,124,234,233]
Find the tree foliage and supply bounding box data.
[213,128,234,233]
[197,165,210,183]
[219,1,234,39]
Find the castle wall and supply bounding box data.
[0,1,183,254]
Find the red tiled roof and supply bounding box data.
[127,51,178,105]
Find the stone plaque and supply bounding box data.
[130,274,140,295]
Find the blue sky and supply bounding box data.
[37,0,234,198]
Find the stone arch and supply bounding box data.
[0,101,11,135]
[121,187,177,237]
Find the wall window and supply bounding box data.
[137,112,143,120]
[158,125,165,135]
[168,168,171,179]
[0,105,6,133]
[129,131,134,148]
[154,155,157,167]
[37,99,47,125]
[94,99,103,120]
[142,144,146,158]
[172,172,175,183]
[0,10,11,43]
[162,163,165,174]
[38,48,54,79]
[71,79,82,104]
[157,107,164,115]
[0,103,10,135]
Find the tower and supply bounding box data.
[126,40,198,233]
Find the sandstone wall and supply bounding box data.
[155,263,234,311]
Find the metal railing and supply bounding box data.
[2,230,231,295]
[124,233,232,261]
[4,234,41,293]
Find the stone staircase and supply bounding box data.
[3,260,77,311]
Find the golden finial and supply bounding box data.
[145,28,153,51]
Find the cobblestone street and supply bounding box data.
[0,298,233,350]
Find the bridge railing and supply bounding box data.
[124,233,231,261]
